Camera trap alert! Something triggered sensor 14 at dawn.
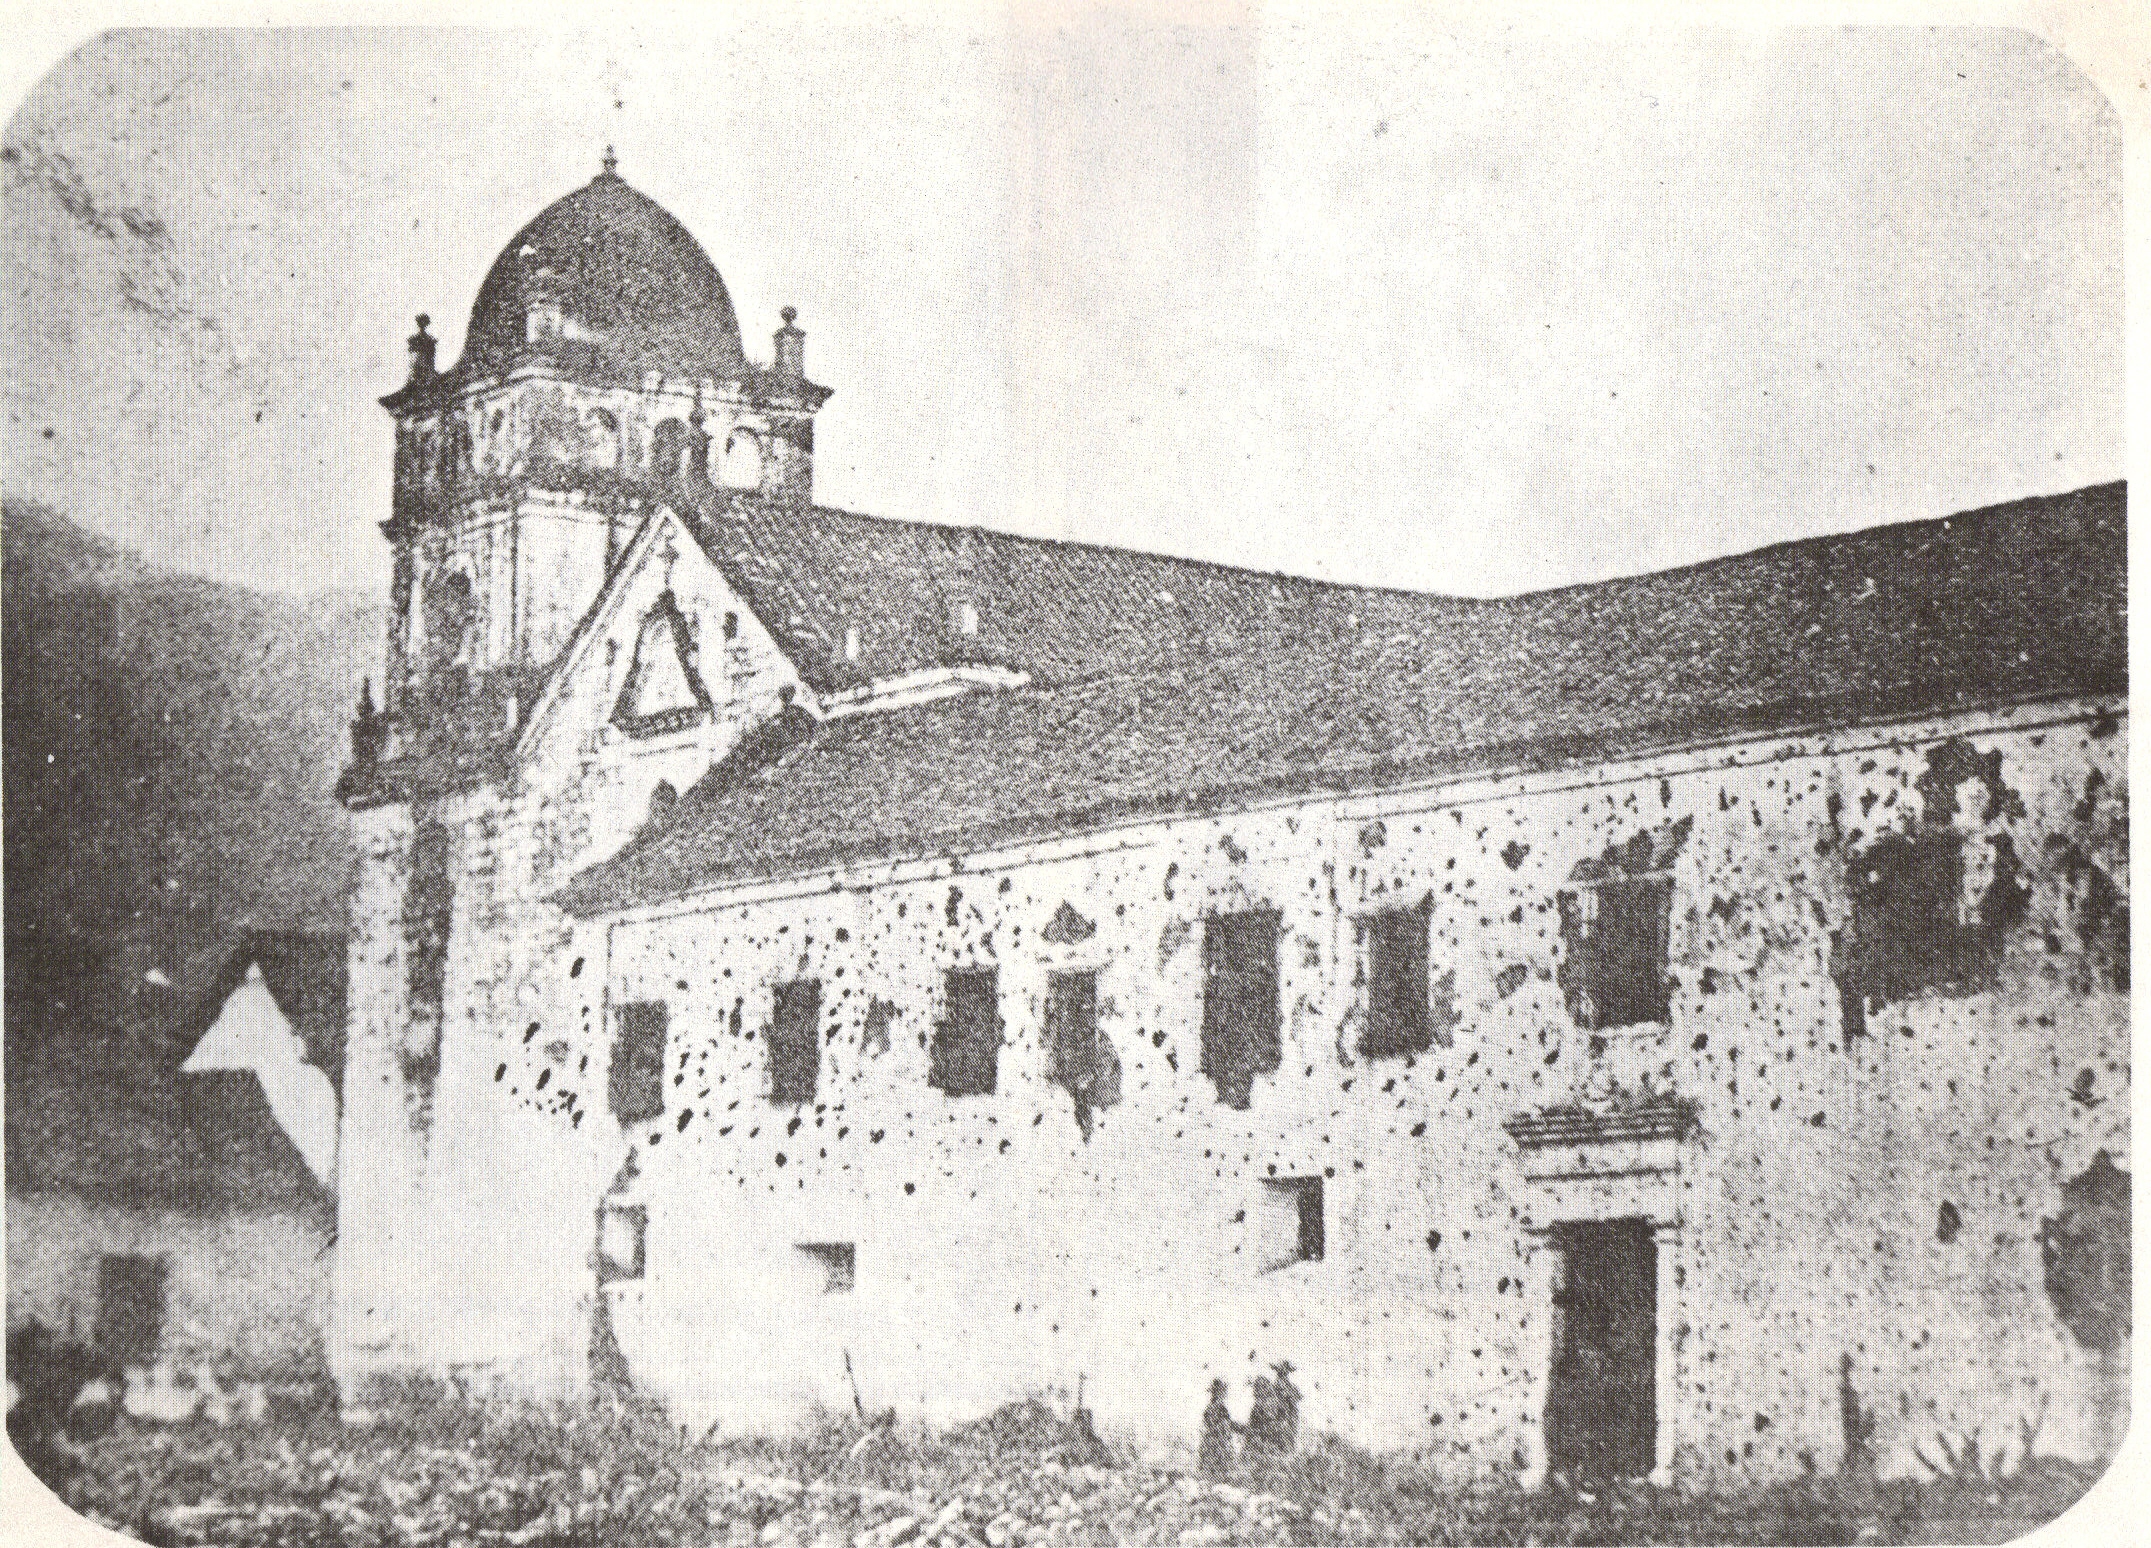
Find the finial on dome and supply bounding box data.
[601,145,618,177]
[774,307,804,381]
[406,313,437,381]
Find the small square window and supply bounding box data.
[769,979,822,1104]
[610,1002,668,1124]
[931,969,1001,1096]
[597,1203,646,1282]
[95,1254,166,1365]
[798,1242,856,1294]
[1255,1177,1324,1272]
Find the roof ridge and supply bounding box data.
[796,478,2122,609]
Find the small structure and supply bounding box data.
[5,930,345,1382]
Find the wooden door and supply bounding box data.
[1546,1219,1656,1479]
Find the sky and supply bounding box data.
[0,20,2123,600]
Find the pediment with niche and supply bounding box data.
[612,591,715,738]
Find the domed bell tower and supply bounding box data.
[357,156,831,771]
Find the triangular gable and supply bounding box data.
[515,505,811,763]
[612,590,714,736]
[183,963,339,1190]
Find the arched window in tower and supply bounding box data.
[720,429,765,490]
[422,564,479,692]
[650,418,689,483]
[586,408,620,469]
[448,419,475,481]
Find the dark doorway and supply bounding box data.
[95,1254,166,1366]
[1545,1219,1656,1480]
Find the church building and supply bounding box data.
[333,161,2129,1483]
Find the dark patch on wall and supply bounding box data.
[1935,1201,1961,1243]
[1493,962,1530,1000]
[1041,901,1096,944]
[1913,737,2024,827]
[402,819,455,1086]
[2045,836,2129,992]
[862,997,897,1058]
[2039,1151,2130,1353]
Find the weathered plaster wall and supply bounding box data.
[332,516,806,1401]
[335,646,2127,1480]
[7,1193,329,1375]
[533,701,2125,1479]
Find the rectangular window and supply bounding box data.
[1045,969,1099,1090]
[797,1242,856,1294]
[94,1254,166,1365]
[609,1001,668,1124]
[1359,903,1432,1058]
[1255,1177,1324,1272]
[931,968,1001,1096]
[1045,969,1122,1138]
[1201,909,1281,1108]
[1558,875,1673,1029]
[769,979,822,1104]
[597,1203,647,1282]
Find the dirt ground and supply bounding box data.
[14,1395,2101,1548]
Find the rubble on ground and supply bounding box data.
[19,1394,2103,1547]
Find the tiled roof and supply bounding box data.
[4,930,342,1212]
[561,481,2126,915]
[456,170,748,386]
[671,483,1458,696]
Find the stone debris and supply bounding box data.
[25,1395,2103,1548]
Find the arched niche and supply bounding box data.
[586,408,621,469]
[720,428,765,490]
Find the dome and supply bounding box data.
[456,166,748,382]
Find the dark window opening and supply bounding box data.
[1202,909,1281,1108]
[650,418,689,482]
[1359,902,1432,1058]
[1559,875,1673,1029]
[610,1001,668,1124]
[95,1254,166,1366]
[1257,1177,1324,1271]
[403,820,455,1081]
[798,1242,856,1294]
[1546,1218,1657,1480]
[769,979,822,1105]
[1830,826,2029,1044]
[1045,970,1121,1139]
[931,968,1001,1096]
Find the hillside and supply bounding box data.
[3,500,381,958]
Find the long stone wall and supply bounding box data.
[337,688,2128,1481]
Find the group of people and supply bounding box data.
[1198,1360,1301,1476]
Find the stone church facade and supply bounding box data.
[334,163,2129,1484]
